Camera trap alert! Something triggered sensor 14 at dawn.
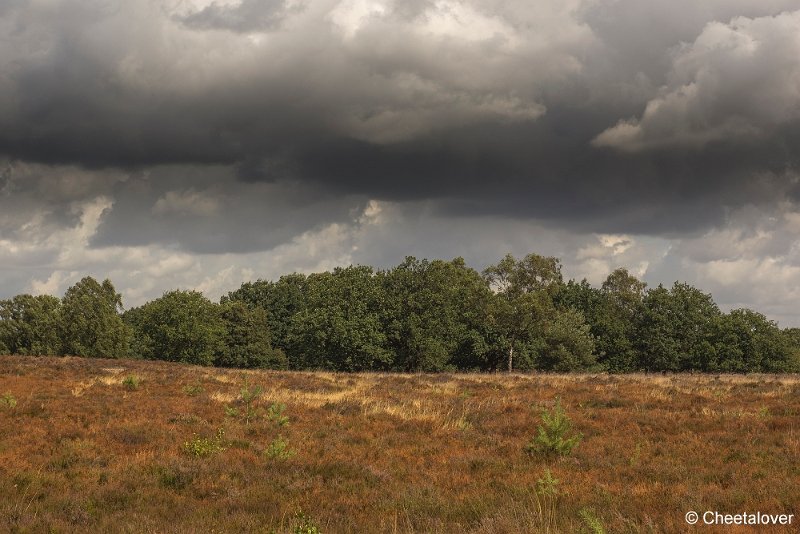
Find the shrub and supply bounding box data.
[183,429,226,458]
[265,435,295,461]
[155,463,195,490]
[525,398,582,458]
[579,508,606,534]
[240,383,263,420]
[292,511,321,534]
[122,375,141,390]
[183,383,203,396]
[225,382,266,424]
[267,402,289,427]
[1,392,17,409]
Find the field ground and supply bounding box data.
[0,356,798,533]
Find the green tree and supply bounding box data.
[525,398,582,458]
[782,328,800,372]
[125,290,225,366]
[217,300,287,369]
[483,253,565,371]
[597,269,646,372]
[0,294,62,355]
[713,309,793,372]
[484,253,563,298]
[382,257,493,371]
[222,273,307,353]
[287,266,390,371]
[537,308,596,371]
[554,279,602,318]
[555,270,647,372]
[120,304,150,358]
[60,277,131,357]
[602,268,647,306]
[636,282,720,371]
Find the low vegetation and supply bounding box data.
[1,392,16,409]
[121,375,141,391]
[264,435,295,461]
[525,398,582,459]
[183,429,226,458]
[1,355,798,532]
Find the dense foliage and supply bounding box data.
[59,277,131,358]
[1,254,798,372]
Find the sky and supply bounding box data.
[2,0,800,325]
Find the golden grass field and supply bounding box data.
[0,355,798,533]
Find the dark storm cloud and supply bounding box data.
[86,165,365,254]
[290,111,800,234]
[1,0,800,243]
[0,160,122,239]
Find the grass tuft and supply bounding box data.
[122,375,141,390]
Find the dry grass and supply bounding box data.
[0,355,798,533]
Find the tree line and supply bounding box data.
[1,254,798,373]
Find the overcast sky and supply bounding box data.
[2,0,800,325]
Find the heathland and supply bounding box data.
[1,356,798,533]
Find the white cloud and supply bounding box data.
[30,271,75,296]
[577,234,634,260]
[593,9,800,150]
[651,204,800,325]
[329,0,390,38]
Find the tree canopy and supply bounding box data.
[60,277,130,358]
[0,256,797,374]
[0,294,62,356]
[124,290,227,366]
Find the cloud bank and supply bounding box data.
[1,1,800,324]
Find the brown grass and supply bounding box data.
[0,355,798,533]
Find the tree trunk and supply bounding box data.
[508,345,513,373]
